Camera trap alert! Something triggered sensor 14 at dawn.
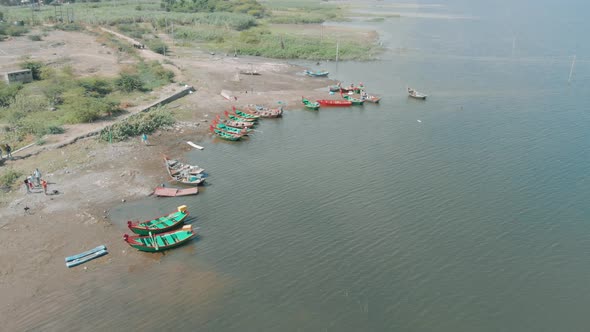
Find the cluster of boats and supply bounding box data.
[209,105,283,141]
[301,83,382,110]
[164,157,207,186]
[124,205,198,252]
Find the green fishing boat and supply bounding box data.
[212,120,250,135]
[342,94,365,105]
[123,225,198,252]
[301,96,320,110]
[127,205,189,235]
[210,126,242,141]
[224,111,256,122]
[232,108,260,120]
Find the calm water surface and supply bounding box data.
[37,1,590,331]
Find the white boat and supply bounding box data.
[407,87,427,100]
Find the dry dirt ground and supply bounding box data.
[0,27,340,328]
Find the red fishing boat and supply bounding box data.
[317,99,353,107]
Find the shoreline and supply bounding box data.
[0,28,340,329]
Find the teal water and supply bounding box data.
[28,1,590,331]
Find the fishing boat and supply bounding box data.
[210,126,243,141]
[362,95,381,103]
[212,120,250,135]
[216,115,255,129]
[164,157,206,186]
[123,224,198,252]
[329,85,342,92]
[224,111,256,122]
[154,187,199,197]
[342,94,365,105]
[305,70,329,77]
[317,99,353,107]
[127,205,189,235]
[232,107,260,120]
[301,97,320,110]
[244,105,283,118]
[407,87,427,100]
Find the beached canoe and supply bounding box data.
[210,126,243,141]
[123,225,198,252]
[224,111,256,122]
[232,108,260,120]
[216,115,255,128]
[212,120,250,135]
[302,97,320,110]
[127,205,189,235]
[317,99,353,107]
[66,249,108,268]
[305,70,329,77]
[342,94,365,105]
[244,105,283,118]
[407,87,427,100]
[65,245,106,263]
[154,187,199,197]
[165,157,206,186]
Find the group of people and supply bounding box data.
[24,168,48,194]
[0,144,13,160]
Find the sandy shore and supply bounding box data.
[0,28,339,329]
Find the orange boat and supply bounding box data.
[317,99,353,106]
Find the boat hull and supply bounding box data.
[317,99,353,106]
[124,226,197,252]
[128,210,189,235]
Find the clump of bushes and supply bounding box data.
[28,34,42,41]
[99,108,175,142]
[0,168,23,189]
[146,39,168,55]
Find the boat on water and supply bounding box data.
[407,87,427,100]
[305,70,329,77]
[123,224,198,252]
[224,111,256,122]
[216,115,255,128]
[127,205,189,235]
[244,105,283,118]
[210,126,243,141]
[317,99,353,107]
[232,107,260,120]
[154,187,199,197]
[165,158,206,186]
[302,97,320,110]
[342,94,365,105]
[212,120,250,135]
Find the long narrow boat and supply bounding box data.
[243,105,283,118]
[127,205,189,235]
[305,70,329,77]
[123,225,198,252]
[232,107,260,120]
[65,245,107,263]
[363,95,381,103]
[164,157,206,186]
[212,120,250,135]
[342,94,365,105]
[407,87,427,100]
[216,115,255,128]
[302,97,320,110]
[224,111,256,122]
[66,249,108,268]
[317,99,353,107]
[210,126,243,141]
[154,187,199,197]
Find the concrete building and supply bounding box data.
[3,69,33,84]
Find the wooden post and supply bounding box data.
[336,40,340,62]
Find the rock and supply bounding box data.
[121,199,126,202]
[84,267,87,270]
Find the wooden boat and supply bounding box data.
[342,94,365,105]
[305,70,329,77]
[224,111,256,122]
[66,249,108,268]
[407,87,427,100]
[244,105,283,118]
[154,187,199,197]
[301,97,320,110]
[164,157,206,186]
[127,205,189,235]
[232,107,260,120]
[216,115,255,129]
[210,126,243,141]
[363,95,381,103]
[123,224,198,252]
[65,245,106,262]
[317,99,353,107]
[329,85,342,92]
[212,120,250,135]
[239,70,260,75]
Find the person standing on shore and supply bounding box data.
[41,179,48,195]
[24,178,30,193]
[141,133,149,146]
[27,176,34,190]
[33,168,41,186]
[5,144,12,159]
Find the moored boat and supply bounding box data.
[232,107,260,120]
[216,115,255,128]
[407,87,427,100]
[302,96,320,110]
[224,111,256,122]
[123,225,198,252]
[154,187,199,197]
[127,205,189,235]
[305,70,329,77]
[164,157,206,186]
[244,105,283,118]
[212,120,250,135]
[342,94,365,105]
[210,126,243,141]
[317,99,353,106]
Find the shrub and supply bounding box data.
[99,108,174,142]
[21,60,44,80]
[115,73,144,92]
[0,82,22,107]
[0,169,22,188]
[28,34,42,41]
[146,39,168,55]
[78,77,113,97]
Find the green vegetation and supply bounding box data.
[21,60,44,80]
[0,168,22,189]
[28,34,42,41]
[99,108,175,142]
[161,0,265,18]
[0,59,174,147]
